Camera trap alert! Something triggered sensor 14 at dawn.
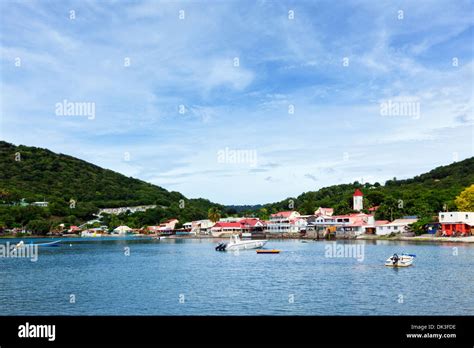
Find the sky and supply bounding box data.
[0,0,473,205]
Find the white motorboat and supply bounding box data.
[215,234,267,251]
[152,236,167,240]
[385,253,415,267]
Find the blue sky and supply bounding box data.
[1,0,473,204]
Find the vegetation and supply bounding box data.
[0,141,224,232]
[236,158,474,222]
[207,207,221,223]
[455,184,474,211]
[0,140,472,235]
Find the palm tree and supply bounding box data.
[208,207,221,223]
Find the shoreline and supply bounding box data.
[355,234,474,243]
[1,233,474,244]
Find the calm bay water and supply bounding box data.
[0,237,473,315]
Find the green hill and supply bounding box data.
[0,141,472,234]
[0,141,223,232]
[249,157,474,221]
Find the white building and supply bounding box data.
[266,211,307,233]
[31,201,48,207]
[438,212,474,225]
[113,225,133,235]
[439,212,474,236]
[210,222,242,237]
[98,205,157,216]
[190,219,215,234]
[375,218,418,236]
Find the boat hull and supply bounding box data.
[385,255,414,267]
[256,249,280,254]
[225,240,267,251]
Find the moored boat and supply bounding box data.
[385,253,415,267]
[215,234,267,251]
[15,240,61,248]
[256,249,280,254]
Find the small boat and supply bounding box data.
[256,249,280,254]
[215,234,267,252]
[152,236,167,240]
[385,253,415,267]
[15,240,61,248]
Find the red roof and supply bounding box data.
[270,211,295,218]
[353,189,363,196]
[368,206,379,211]
[375,220,390,226]
[212,222,241,228]
[239,218,263,227]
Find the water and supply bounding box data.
[0,238,473,315]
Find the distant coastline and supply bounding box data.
[2,234,474,244]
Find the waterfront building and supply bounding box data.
[219,217,245,222]
[68,225,81,233]
[265,211,307,233]
[308,213,375,237]
[113,225,133,235]
[438,212,474,236]
[375,218,418,236]
[353,189,363,211]
[159,218,179,231]
[189,219,214,234]
[210,222,242,237]
[238,218,265,234]
[335,213,376,237]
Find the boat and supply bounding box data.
[256,249,280,254]
[385,253,415,267]
[35,240,62,247]
[152,236,167,240]
[15,240,61,248]
[215,234,267,251]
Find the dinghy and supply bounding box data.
[15,240,61,248]
[36,240,62,247]
[256,249,280,254]
[385,253,415,267]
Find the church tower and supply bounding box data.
[353,189,363,211]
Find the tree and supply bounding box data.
[26,219,51,235]
[409,217,433,236]
[208,207,221,223]
[257,208,269,220]
[455,184,474,211]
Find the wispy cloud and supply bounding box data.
[1,0,472,204]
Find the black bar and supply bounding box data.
[0,316,472,346]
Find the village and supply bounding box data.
[25,189,472,242]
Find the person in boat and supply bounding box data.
[392,253,399,265]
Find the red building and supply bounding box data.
[439,212,473,236]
